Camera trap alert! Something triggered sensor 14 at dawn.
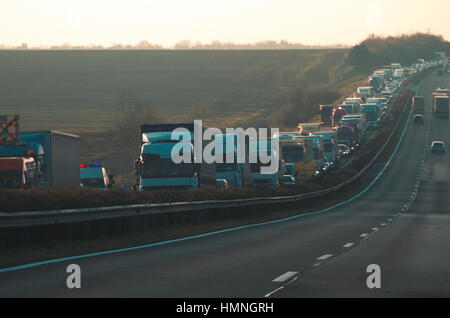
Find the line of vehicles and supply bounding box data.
[0,55,446,191]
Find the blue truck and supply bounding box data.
[249,138,284,187]
[136,123,216,191]
[0,117,80,188]
[361,104,380,128]
[214,133,251,188]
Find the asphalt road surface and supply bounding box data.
[0,72,448,298]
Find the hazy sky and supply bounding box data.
[1,0,449,47]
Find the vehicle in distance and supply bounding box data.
[80,164,112,189]
[430,141,446,154]
[412,96,425,114]
[337,144,351,157]
[412,114,424,125]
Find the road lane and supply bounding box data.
[277,72,450,297]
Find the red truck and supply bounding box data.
[320,105,334,127]
[332,108,347,127]
[0,157,38,189]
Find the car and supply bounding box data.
[80,164,113,189]
[430,141,446,154]
[413,114,424,125]
[337,144,351,157]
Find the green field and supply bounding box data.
[0,49,351,132]
[0,49,369,180]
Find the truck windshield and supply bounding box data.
[141,156,194,178]
[81,178,106,188]
[0,170,22,189]
[282,145,304,162]
[216,163,237,172]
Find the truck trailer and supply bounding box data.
[412,96,425,114]
[433,95,449,118]
[0,117,80,188]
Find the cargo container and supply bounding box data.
[320,105,334,127]
[412,96,425,114]
[433,95,449,118]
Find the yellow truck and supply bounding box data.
[279,133,324,180]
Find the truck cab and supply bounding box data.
[136,123,216,191]
[0,157,38,189]
[80,164,111,189]
[215,133,251,188]
[280,134,323,180]
[138,138,199,191]
[311,131,338,167]
[249,138,283,188]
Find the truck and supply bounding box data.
[332,108,348,127]
[280,133,324,180]
[311,130,338,166]
[412,96,425,114]
[319,105,334,127]
[0,157,38,189]
[340,114,367,145]
[343,97,362,113]
[0,116,80,188]
[249,138,284,187]
[338,104,356,115]
[361,104,380,128]
[336,126,356,150]
[215,133,251,188]
[369,75,384,92]
[433,95,449,118]
[356,86,374,101]
[295,135,325,179]
[392,69,404,80]
[136,123,216,191]
[297,123,321,136]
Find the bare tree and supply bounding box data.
[112,90,159,180]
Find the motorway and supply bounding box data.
[0,72,448,298]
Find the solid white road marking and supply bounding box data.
[316,254,333,261]
[360,233,369,237]
[264,286,284,298]
[343,243,354,248]
[272,271,299,283]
